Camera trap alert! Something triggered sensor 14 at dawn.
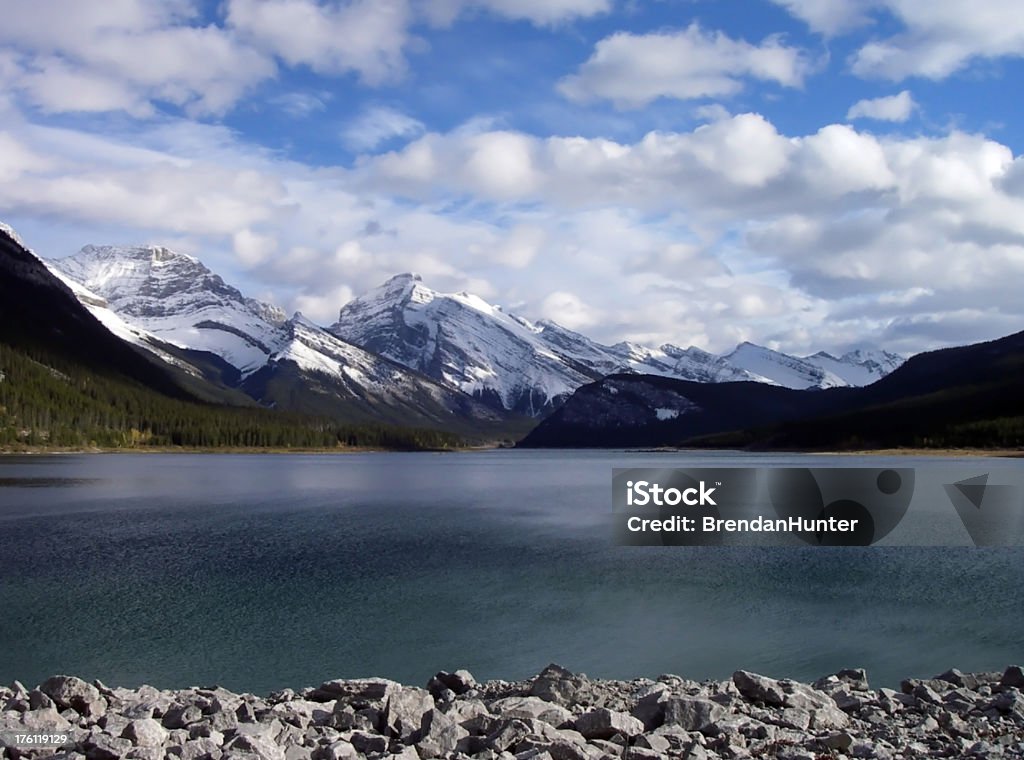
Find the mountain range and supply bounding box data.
[2,221,1020,451]
[520,332,1024,450]
[43,238,902,423]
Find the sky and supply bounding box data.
[2,0,1024,357]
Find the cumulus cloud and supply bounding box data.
[774,0,1024,82]
[7,95,1024,355]
[422,0,611,26]
[342,106,425,152]
[558,23,810,108]
[846,90,916,122]
[225,0,412,85]
[850,1,1024,81]
[233,228,279,266]
[0,0,275,116]
[539,291,599,330]
[769,0,877,36]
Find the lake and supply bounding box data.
[1,450,1021,695]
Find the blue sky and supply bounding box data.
[2,0,1024,356]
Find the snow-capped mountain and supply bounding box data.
[45,242,904,421]
[329,273,905,414]
[53,244,290,376]
[47,245,504,426]
[804,349,905,387]
[329,274,614,414]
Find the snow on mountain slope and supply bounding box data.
[47,244,503,424]
[331,273,906,413]
[42,239,904,419]
[723,342,848,389]
[253,313,503,421]
[42,260,203,375]
[50,244,289,376]
[330,274,616,414]
[804,349,905,387]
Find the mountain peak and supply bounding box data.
[386,272,423,285]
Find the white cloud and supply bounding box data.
[233,228,278,265]
[558,23,810,109]
[773,1,1024,82]
[226,0,412,85]
[850,1,1024,81]
[540,291,599,330]
[7,97,1024,356]
[770,0,878,36]
[846,90,916,122]
[272,91,329,118]
[421,0,610,26]
[0,0,276,116]
[493,225,545,268]
[342,106,425,151]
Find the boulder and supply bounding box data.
[39,675,106,717]
[490,696,573,727]
[572,709,643,740]
[415,708,470,757]
[428,670,478,697]
[384,686,434,742]
[123,717,169,747]
[1000,665,1024,689]
[662,698,724,732]
[529,665,588,706]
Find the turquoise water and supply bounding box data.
[0,450,1021,694]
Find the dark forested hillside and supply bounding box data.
[0,341,463,450]
[0,229,475,450]
[519,330,1024,450]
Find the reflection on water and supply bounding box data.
[0,477,102,488]
[0,450,1021,695]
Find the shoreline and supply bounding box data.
[2,444,1021,457]
[3,664,1022,759]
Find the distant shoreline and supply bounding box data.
[1,444,1021,456]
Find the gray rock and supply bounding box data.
[625,747,665,760]
[417,708,470,757]
[310,678,398,704]
[731,672,787,706]
[821,731,854,751]
[123,717,169,747]
[428,670,478,697]
[173,737,225,760]
[165,704,205,729]
[125,747,165,760]
[317,739,358,760]
[39,676,106,717]
[1001,666,1024,689]
[84,733,134,760]
[19,705,74,732]
[490,696,573,727]
[486,717,566,753]
[634,734,671,753]
[573,709,643,740]
[224,732,286,760]
[529,665,588,706]
[385,686,435,742]
[349,729,388,754]
[630,687,669,731]
[662,698,724,732]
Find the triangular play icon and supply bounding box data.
[954,473,989,509]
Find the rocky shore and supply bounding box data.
[3,664,1023,760]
